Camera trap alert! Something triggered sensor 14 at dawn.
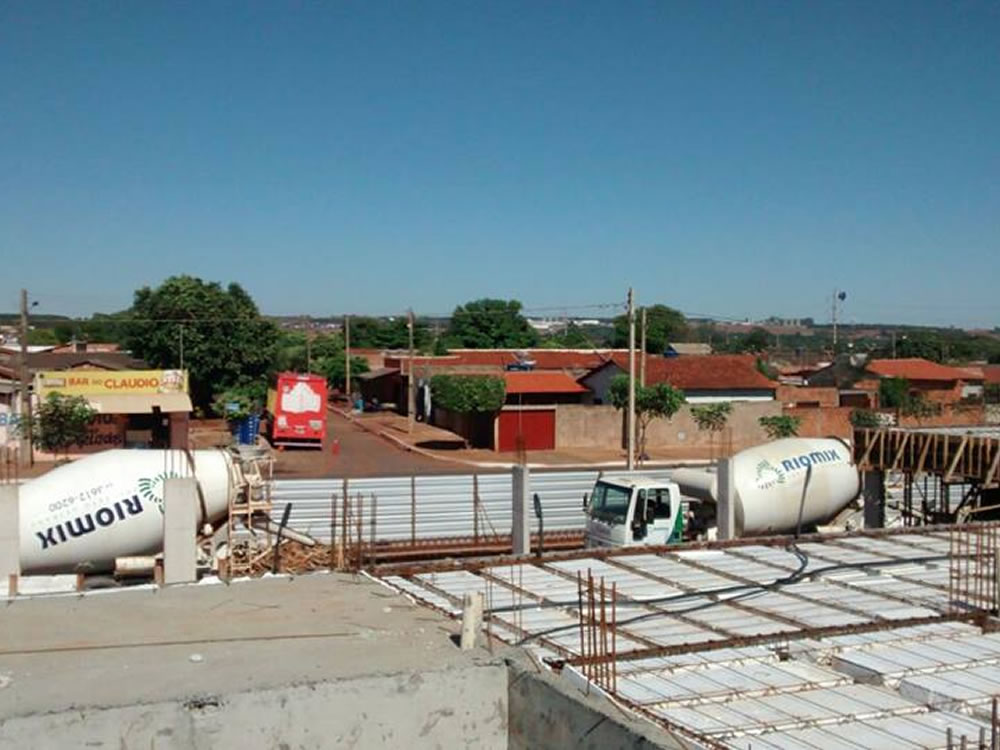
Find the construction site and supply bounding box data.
[3,426,1000,748]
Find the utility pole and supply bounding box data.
[344,315,351,402]
[831,289,838,350]
[627,288,635,471]
[407,309,416,434]
[891,330,896,359]
[178,324,185,370]
[19,289,33,467]
[640,307,647,387]
[306,333,312,373]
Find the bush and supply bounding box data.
[758,414,801,439]
[430,375,506,413]
[850,409,883,428]
[32,393,96,454]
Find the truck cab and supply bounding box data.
[584,476,686,548]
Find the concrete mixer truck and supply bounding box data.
[584,437,860,548]
[16,448,307,576]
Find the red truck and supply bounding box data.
[266,372,328,449]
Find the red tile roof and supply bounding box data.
[599,354,775,391]
[982,365,1000,385]
[503,371,590,395]
[867,358,982,382]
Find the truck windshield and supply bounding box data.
[588,482,631,525]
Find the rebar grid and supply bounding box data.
[950,523,1000,615]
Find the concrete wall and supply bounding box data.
[776,385,839,408]
[0,664,509,750]
[507,658,700,750]
[432,406,495,449]
[554,401,780,451]
[790,406,854,440]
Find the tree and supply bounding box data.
[540,322,591,349]
[878,377,910,409]
[743,327,772,354]
[758,414,801,440]
[122,275,279,411]
[445,299,538,349]
[32,393,96,456]
[613,304,688,354]
[26,328,60,346]
[430,374,506,413]
[690,402,732,458]
[348,316,431,350]
[608,374,686,462]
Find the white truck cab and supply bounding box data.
[584,475,686,548]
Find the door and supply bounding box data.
[497,409,555,452]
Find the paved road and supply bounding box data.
[273,410,475,478]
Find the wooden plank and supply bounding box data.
[891,432,911,471]
[915,432,933,474]
[984,442,1000,489]
[944,435,969,483]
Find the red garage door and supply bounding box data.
[497,409,555,452]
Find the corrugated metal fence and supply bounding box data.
[272,469,674,544]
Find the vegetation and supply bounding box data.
[273,331,369,391]
[612,304,688,354]
[850,409,884,428]
[444,299,538,349]
[121,276,280,411]
[758,414,801,439]
[346,316,431,351]
[690,402,733,457]
[608,374,686,462]
[878,377,910,409]
[430,374,506,413]
[32,393,96,455]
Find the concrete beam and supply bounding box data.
[512,465,530,555]
[716,458,736,540]
[163,477,198,585]
[0,484,20,594]
[863,470,885,529]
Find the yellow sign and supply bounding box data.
[35,369,189,397]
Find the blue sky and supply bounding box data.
[1,2,997,327]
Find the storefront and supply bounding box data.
[33,369,192,454]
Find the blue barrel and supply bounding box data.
[237,415,261,445]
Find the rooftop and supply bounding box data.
[503,371,590,395]
[380,526,1000,748]
[868,358,982,383]
[594,354,776,391]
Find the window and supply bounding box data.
[650,488,672,519]
[588,482,632,525]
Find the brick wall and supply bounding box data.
[776,385,839,408]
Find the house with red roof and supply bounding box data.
[807,356,984,408]
[579,354,776,405]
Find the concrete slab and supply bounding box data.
[0,572,493,720]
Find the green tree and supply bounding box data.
[690,402,733,458]
[608,374,686,463]
[758,414,801,440]
[122,275,279,411]
[445,299,538,349]
[612,304,688,354]
[430,374,506,412]
[878,377,910,409]
[26,328,60,346]
[743,327,772,354]
[32,393,97,456]
[347,316,431,350]
[540,322,591,349]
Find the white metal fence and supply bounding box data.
[271,469,675,544]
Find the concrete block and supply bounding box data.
[717,458,735,540]
[0,484,20,588]
[512,465,530,555]
[163,478,198,585]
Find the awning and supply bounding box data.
[85,393,193,414]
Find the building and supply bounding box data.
[808,356,984,408]
[496,371,590,452]
[580,354,776,405]
[33,369,193,455]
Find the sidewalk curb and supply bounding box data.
[329,406,713,471]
